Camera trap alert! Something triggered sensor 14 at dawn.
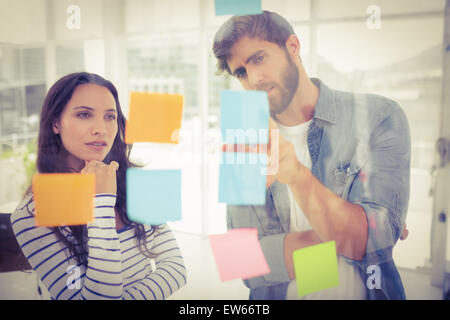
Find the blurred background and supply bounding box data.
[0,0,449,300]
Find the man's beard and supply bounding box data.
[266,51,299,118]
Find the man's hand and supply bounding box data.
[400,224,409,240]
[266,117,303,188]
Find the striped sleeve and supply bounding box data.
[82,194,123,299]
[123,224,187,300]
[11,193,124,300]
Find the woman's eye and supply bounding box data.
[77,112,91,118]
[106,114,117,120]
[255,55,263,63]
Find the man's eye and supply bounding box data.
[236,69,247,79]
[255,55,263,63]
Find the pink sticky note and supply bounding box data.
[208,228,270,282]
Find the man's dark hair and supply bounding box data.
[212,10,296,75]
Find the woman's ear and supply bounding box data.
[52,121,60,134]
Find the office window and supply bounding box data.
[127,33,204,234]
[55,45,85,78]
[0,46,45,207]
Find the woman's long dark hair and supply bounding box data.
[31,72,160,266]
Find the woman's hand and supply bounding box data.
[81,160,119,194]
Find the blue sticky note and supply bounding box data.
[219,152,267,205]
[215,0,262,16]
[127,168,182,225]
[220,90,269,145]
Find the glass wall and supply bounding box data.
[0,0,446,272]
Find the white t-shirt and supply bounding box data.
[278,120,366,300]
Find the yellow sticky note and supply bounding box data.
[125,92,183,144]
[32,173,95,227]
[293,241,339,297]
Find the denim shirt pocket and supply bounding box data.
[333,141,368,199]
[333,161,362,199]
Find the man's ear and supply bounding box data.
[285,34,301,59]
[52,121,60,134]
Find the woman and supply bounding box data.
[10,72,186,300]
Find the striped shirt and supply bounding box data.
[10,193,187,300]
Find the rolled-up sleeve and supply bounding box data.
[259,233,289,282]
[349,105,411,263]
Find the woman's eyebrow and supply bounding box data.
[73,106,117,112]
[73,106,94,111]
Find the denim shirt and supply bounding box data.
[227,78,411,300]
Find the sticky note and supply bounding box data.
[125,92,183,144]
[220,90,269,145]
[32,173,95,227]
[126,168,182,225]
[219,152,267,205]
[209,228,270,282]
[293,241,339,297]
[215,0,262,16]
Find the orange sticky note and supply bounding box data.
[32,173,95,227]
[125,92,183,144]
[209,228,270,282]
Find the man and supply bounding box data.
[213,11,410,300]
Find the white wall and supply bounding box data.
[125,0,200,34]
[314,0,445,19]
[0,0,47,44]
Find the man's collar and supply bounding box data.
[311,78,336,124]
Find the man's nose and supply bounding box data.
[247,68,264,89]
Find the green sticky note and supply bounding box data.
[293,241,339,297]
